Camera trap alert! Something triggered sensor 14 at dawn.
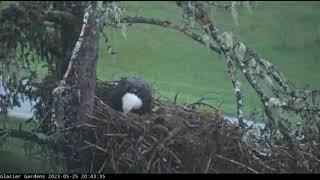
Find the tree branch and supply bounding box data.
[208,2,232,10]
[246,49,294,96]
[46,10,81,29]
[177,1,310,172]
[119,16,222,55]
[1,128,54,145]
[177,2,246,128]
[101,30,117,56]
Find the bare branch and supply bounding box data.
[119,16,222,55]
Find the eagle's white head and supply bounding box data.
[122,92,143,115]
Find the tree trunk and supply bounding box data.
[76,5,99,125]
[54,3,100,172]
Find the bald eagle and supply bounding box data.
[109,77,152,115]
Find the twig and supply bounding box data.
[252,154,277,172]
[106,133,128,137]
[183,120,200,128]
[182,106,197,113]
[111,146,117,172]
[187,101,218,110]
[271,144,295,160]
[187,97,205,107]
[98,158,108,173]
[86,114,108,123]
[216,154,259,174]
[163,147,181,165]
[94,96,126,118]
[146,148,157,172]
[34,109,51,132]
[205,153,212,173]
[100,30,117,56]
[145,128,181,172]
[217,100,224,110]
[90,151,95,173]
[83,140,107,153]
[79,144,93,151]
[49,123,97,137]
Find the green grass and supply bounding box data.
[0,1,10,11]
[1,1,320,173]
[2,1,320,118]
[97,1,320,119]
[0,117,61,173]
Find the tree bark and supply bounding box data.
[76,4,99,125]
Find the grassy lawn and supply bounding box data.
[97,1,320,119]
[1,1,320,172]
[1,1,319,118]
[0,117,55,173]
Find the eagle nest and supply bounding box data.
[45,80,320,173]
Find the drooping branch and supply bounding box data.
[101,30,117,56]
[119,16,222,55]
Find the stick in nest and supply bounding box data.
[205,153,212,173]
[82,140,107,153]
[252,154,277,172]
[216,154,259,174]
